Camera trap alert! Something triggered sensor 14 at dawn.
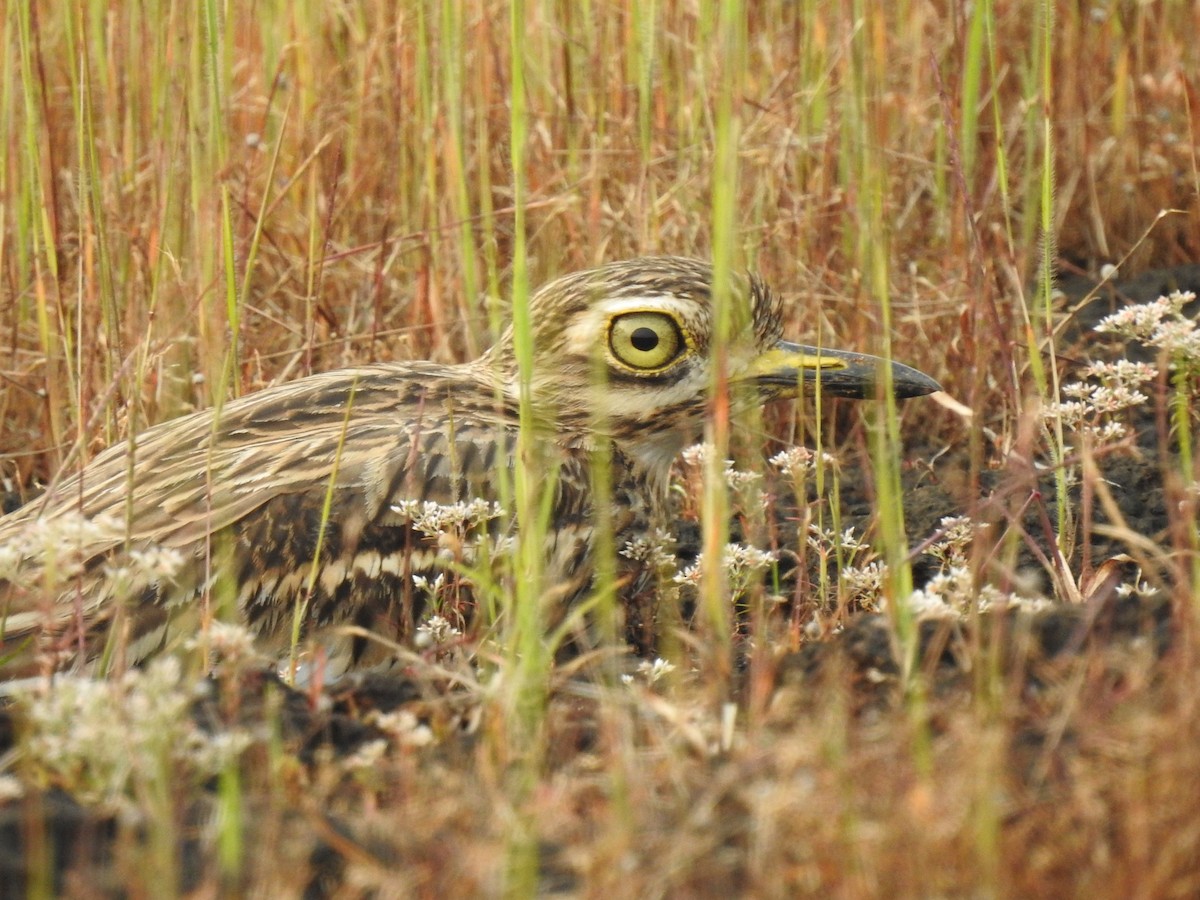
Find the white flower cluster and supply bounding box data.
[839,560,887,605]
[768,446,839,481]
[673,543,778,591]
[723,463,762,493]
[0,511,125,584]
[185,620,262,672]
[678,443,765,502]
[1044,355,1159,442]
[927,515,977,564]
[620,528,678,572]
[415,613,462,648]
[1115,579,1160,599]
[13,657,250,808]
[1147,318,1200,363]
[679,442,715,469]
[411,572,447,597]
[0,509,185,601]
[681,444,763,494]
[389,499,506,538]
[1094,290,1199,364]
[1080,359,1159,387]
[621,657,676,685]
[806,524,869,555]
[899,565,1036,617]
[101,545,186,597]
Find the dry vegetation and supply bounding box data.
[2,1,1200,896]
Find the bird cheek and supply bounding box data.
[729,349,773,384]
[588,388,650,423]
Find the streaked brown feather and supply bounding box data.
[0,256,938,677]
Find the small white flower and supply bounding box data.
[769,446,814,477]
[372,709,435,747]
[1042,398,1089,428]
[1123,580,1159,599]
[411,573,447,596]
[674,543,777,590]
[11,657,249,807]
[723,460,762,491]
[415,614,461,648]
[680,443,715,469]
[0,776,24,802]
[840,561,887,602]
[390,499,505,538]
[1081,359,1158,387]
[1094,291,1192,339]
[904,587,953,616]
[341,738,389,771]
[1082,421,1129,442]
[621,529,678,572]
[769,447,838,480]
[928,516,976,562]
[807,524,868,554]
[635,657,676,684]
[189,621,260,668]
[1149,318,1200,361]
[127,546,186,580]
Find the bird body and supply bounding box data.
[0,257,939,677]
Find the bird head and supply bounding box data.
[485,256,940,467]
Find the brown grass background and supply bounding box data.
[6,2,1198,478]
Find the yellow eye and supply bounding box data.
[608,311,686,373]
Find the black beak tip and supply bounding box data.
[818,361,942,400]
[894,368,942,399]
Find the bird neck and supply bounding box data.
[469,354,685,496]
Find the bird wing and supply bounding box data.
[0,363,536,658]
[3,363,505,550]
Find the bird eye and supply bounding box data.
[608,312,686,372]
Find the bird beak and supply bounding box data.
[746,340,941,399]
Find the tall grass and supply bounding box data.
[697,0,746,695]
[4,0,1200,894]
[6,1,1191,458]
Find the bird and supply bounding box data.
[0,256,940,678]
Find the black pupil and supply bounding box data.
[630,326,659,352]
